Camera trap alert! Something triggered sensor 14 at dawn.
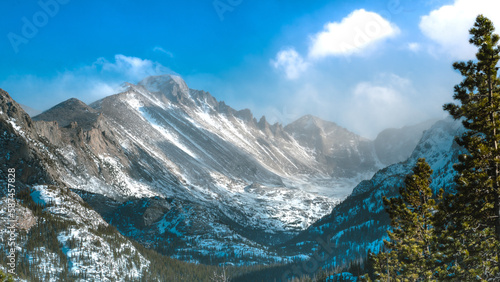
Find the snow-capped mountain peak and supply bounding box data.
[137,74,190,103]
[1,73,438,266]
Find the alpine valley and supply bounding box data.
[0,75,459,281]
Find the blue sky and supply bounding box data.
[2,0,500,138]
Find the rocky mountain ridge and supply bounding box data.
[0,74,436,266]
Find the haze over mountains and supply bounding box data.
[0,74,452,279]
[270,117,463,280]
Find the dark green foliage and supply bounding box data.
[133,238,259,282]
[0,269,14,282]
[360,15,500,282]
[232,256,368,282]
[438,14,500,280]
[230,263,297,281]
[370,158,437,281]
[16,187,45,216]
[366,15,500,281]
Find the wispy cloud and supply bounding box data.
[2,55,174,111]
[153,46,174,58]
[420,0,500,60]
[345,73,425,138]
[97,54,171,81]
[270,48,309,80]
[253,72,431,138]
[407,42,421,53]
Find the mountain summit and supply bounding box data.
[137,74,190,103]
[33,98,100,130]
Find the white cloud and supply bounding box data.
[308,9,399,58]
[271,48,309,80]
[420,0,500,60]
[345,74,425,138]
[271,10,399,79]
[2,55,174,111]
[98,54,171,81]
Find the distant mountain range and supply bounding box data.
[0,75,450,279]
[256,117,464,280]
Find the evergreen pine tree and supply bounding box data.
[0,269,14,282]
[372,158,436,281]
[438,14,500,280]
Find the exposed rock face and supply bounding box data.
[143,197,172,227]
[33,121,62,145]
[33,98,100,130]
[285,115,378,177]
[0,90,58,190]
[0,89,34,130]
[0,198,36,231]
